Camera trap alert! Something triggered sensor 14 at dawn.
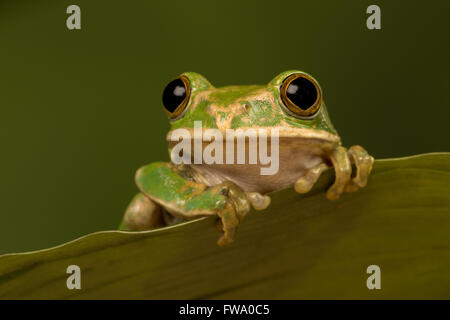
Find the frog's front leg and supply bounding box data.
[294,145,374,200]
[326,146,352,200]
[345,145,374,192]
[123,162,254,246]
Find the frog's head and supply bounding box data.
[162,70,340,145]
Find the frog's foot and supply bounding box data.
[119,193,165,231]
[345,145,375,193]
[326,146,351,200]
[246,192,271,210]
[212,181,253,246]
[294,163,329,194]
[327,145,374,200]
[214,187,270,245]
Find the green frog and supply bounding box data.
[119,70,374,246]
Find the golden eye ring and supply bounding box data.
[280,73,322,118]
[162,75,191,119]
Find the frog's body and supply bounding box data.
[120,71,374,245]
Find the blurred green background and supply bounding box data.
[0,0,448,254]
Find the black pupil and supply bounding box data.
[286,77,318,111]
[162,78,187,113]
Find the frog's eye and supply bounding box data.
[162,75,191,119]
[280,73,322,118]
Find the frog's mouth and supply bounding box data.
[166,127,341,152]
[166,126,340,147]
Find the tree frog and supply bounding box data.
[119,70,374,246]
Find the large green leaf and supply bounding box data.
[1,153,450,299]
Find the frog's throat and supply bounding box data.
[166,127,341,144]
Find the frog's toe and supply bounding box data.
[246,192,271,210]
[327,146,352,200]
[345,145,374,192]
[215,202,240,246]
[295,163,329,194]
[216,181,251,220]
